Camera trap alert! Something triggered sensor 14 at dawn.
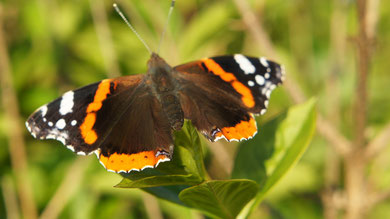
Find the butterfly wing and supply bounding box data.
[26,75,173,173]
[174,54,284,141]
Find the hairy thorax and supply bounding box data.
[147,53,184,130]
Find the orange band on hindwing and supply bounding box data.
[80,79,114,145]
[202,59,255,108]
[215,116,257,141]
[99,150,170,173]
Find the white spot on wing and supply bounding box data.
[234,54,255,75]
[141,165,154,171]
[255,75,265,86]
[25,122,31,132]
[266,90,271,98]
[94,149,100,159]
[265,73,270,79]
[260,57,269,67]
[71,120,77,126]
[67,145,75,152]
[55,119,66,129]
[57,137,66,145]
[46,134,56,139]
[99,159,106,169]
[40,105,48,117]
[48,121,53,127]
[77,151,86,156]
[214,135,227,142]
[280,65,286,81]
[248,81,255,87]
[155,157,170,167]
[59,91,74,115]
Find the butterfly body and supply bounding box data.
[26,54,284,173]
[148,53,184,131]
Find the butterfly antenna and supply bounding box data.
[157,0,175,54]
[113,3,152,55]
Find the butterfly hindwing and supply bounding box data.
[174,54,284,141]
[93,82,173,173]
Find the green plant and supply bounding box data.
[116,98,316,218]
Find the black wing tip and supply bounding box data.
[265,59,285,85]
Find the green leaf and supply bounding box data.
[179,179,259,219]
[262,98,317,193]
[243,98,317,217]
[231,114,286,185]
[175,120,208,180]
[115,174,201,189]
[143,185,190,206]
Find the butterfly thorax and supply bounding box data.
[147,53,184,130]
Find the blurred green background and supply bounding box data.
[1,0,390,218]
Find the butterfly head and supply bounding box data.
[148,53,173,79]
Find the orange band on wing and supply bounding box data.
[202,59,255,108]
[86,80,112,113]
[79,113,98,144]
[215,116,257,141]
[80,79,113,145]
[99,151,170,173]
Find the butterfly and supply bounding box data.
[26,52,284,173]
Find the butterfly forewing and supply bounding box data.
[26,81,104,154]
[26,74,173,173]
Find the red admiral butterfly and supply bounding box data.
[26,53,284,173]
[25,4,285,173]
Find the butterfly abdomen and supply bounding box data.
[149,53,184,131]
[160,92,183,131]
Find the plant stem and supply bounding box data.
[0,4,38,219]
[40,157,91,219]
[89,0,121,78]
[345,0,372,218]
